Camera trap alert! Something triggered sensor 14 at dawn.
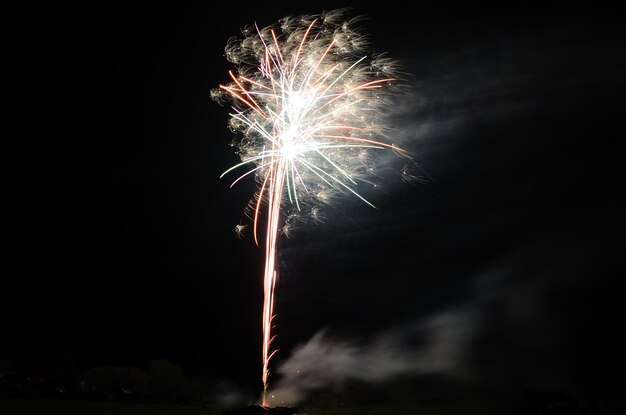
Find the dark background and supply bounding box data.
[7,1,625,409]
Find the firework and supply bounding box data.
[212,9,404,405]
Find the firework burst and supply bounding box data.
[212,9,405,404]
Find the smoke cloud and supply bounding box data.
[266,310,473,404]
[267,223,624,406]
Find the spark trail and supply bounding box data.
[212,9,404,405]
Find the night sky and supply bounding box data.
[7,1,625,407]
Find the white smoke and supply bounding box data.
[266,229,622,406]
[266,310,473,405]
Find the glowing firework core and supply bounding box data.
[213,9,403,405]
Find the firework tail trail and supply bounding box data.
[261,162,284,404]
[213,10,404,405]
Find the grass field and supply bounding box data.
[0,398,459,415]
